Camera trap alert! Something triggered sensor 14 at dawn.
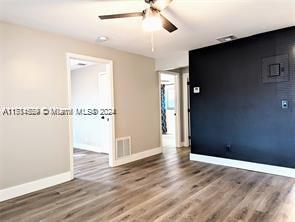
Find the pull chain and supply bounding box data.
[151,32,155,52]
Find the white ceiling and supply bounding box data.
[0,0,294,58]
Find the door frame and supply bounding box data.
[182,72,190,147]
[66,53,116,179]
[158,71,181,148]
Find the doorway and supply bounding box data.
[67,53,115,179]
[160,72,180,148]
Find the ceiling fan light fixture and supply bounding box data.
[142,8,162,32]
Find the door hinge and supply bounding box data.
[188,136,191,139]
[188,109,191,113]
[187,81,190,85]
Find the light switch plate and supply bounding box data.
[282,100,288,109]
[193,87,200,94]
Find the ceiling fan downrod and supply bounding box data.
[151,32,155,52]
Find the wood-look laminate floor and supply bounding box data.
[0,147,294,222]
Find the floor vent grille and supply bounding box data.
[116,137,131,159]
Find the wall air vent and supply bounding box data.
[216,35,237,43]
[77,63,86,66]
[116,137,131,159]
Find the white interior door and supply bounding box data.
[98,72,112,154]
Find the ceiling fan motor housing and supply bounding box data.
[143,7,159,19]
[145,0,156,3]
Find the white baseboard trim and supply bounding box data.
[74,143,101,153]
[114,147,162,167]
[190,154,295,178]
[0,171,72,202]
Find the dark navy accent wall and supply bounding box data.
[189,27,295,168]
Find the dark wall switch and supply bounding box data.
[282,100,288,109]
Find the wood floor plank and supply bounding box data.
[0,147,294,222]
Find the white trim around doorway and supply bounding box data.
[159,71,181,148]
[182,72,190,147]
[66,53,116,180]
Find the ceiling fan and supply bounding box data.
[98,0,177,33]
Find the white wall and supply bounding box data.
[0,21,160,190]
[155,51,189,71]
[71,64,106,153]
[0,23,4,184]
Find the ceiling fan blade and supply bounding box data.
[152,0,173,11]
[160,14,177,33]
[99,12,143,20]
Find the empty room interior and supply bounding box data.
[0,0,294,221]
